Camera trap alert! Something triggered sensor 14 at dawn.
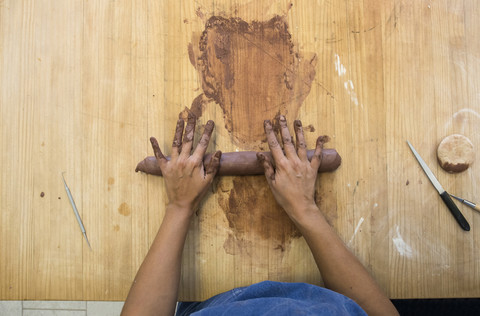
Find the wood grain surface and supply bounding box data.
[1,0,479,301]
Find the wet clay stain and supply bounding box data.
[305,124,316,132]
[189,15,317,149]
[218,177,301,255]
[108,177,115,192]
[118,202,131,216]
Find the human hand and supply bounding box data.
[150,113,222,216]
[257,115,329,222]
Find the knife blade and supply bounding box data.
[406,140,470,231]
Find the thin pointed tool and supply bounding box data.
[61,172,92,250]
[450,194,480,214]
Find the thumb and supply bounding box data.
[257,152,275,182]
[310,135,330,171]
[205,151,222,179]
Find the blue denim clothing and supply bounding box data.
[176,281,366,315]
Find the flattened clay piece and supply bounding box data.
[135,149,341,176]
[437,134,475,173]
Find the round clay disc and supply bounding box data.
[437,134,475,173]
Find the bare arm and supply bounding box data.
[293,207,398,316]
[257,116,398,316]
[122,114,221,316]
[121,207,190,316]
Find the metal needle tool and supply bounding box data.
[61,172,92,250]
[450,194,480,214]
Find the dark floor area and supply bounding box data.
[391,298,480,316]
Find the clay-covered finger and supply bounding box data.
[205,150,222,177]
[193,120,215,161]
[311,135,330,171]
[294,120,307,161]
[180,112,196,158]
[277,115,296,159]
[257,152,275,181]
[264,120,284,162]
[171,118,185,158]
[150,137,167,169]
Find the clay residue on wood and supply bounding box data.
[180,94,209,120]
[189,15,317,150]
[218,177,301,255]
[305,124,316,132]
[118,202,131,216]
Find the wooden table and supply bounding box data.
[1,0,479,301]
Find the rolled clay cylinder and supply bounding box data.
[437,134,475,173]
[135,149,342,176]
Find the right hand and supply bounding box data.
[257,115,329,222]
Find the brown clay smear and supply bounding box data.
[190,15,316,150]
[218,177,301,256]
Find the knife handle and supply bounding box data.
[440,192,470,231]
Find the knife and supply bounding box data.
[406,141,470,231]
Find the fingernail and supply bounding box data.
[150,137,156,144]
[316,135,330,147]
[205,120,215,132]
[264,120,272,127]
[214,151,222,159]
[294,120,302,128]
[279,115,286,122]
[256,152,265,161]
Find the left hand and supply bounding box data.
[257,115,327,222]
[149,113,222,216]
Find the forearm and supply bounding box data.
[294,206,398,316]
[122,206,191,316]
